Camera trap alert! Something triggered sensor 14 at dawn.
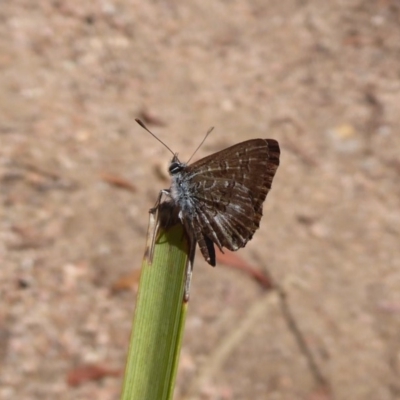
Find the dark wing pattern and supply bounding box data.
[182,138,280,266]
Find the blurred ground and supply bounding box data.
[1,1,400,399]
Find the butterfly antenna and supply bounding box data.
[187,126,214,164]
[135,119,175,156]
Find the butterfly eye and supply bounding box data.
[169,162,184,175]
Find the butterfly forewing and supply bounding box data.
[176,139,280,266]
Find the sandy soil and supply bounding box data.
[1,1,400,399]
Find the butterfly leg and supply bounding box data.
[148,190,175,263]
[149,189,171,213]
[183,221,197,301]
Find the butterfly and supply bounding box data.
[136,119,280,267]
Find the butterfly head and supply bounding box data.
[169,154,186,176]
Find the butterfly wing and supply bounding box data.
[183,138,280,265]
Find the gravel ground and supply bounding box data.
[1,1,400,399]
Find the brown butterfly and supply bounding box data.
[136,119,280,267]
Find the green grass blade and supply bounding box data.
[120,211,190,400]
